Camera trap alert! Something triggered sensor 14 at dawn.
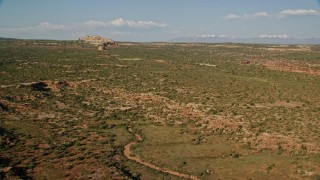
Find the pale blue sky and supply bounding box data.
[0,0,319,41]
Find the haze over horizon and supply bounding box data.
[0,0,319,42]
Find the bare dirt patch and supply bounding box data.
[199,63,217,67]
[251,101,303,109]
[262,45,311,52]
[263,61,320,76]
[118,58,142,61]
[152,59,167,63]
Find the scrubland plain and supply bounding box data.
[1,40,320,179]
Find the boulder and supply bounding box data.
[79,35,116,46]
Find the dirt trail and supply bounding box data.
[124,134,199,180]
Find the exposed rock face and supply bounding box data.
[79,35,116,46]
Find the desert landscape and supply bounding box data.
[0,38,319,179]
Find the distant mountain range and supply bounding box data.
[169,35,320,45]
[1,36,320,45]
[0,37,18,40]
